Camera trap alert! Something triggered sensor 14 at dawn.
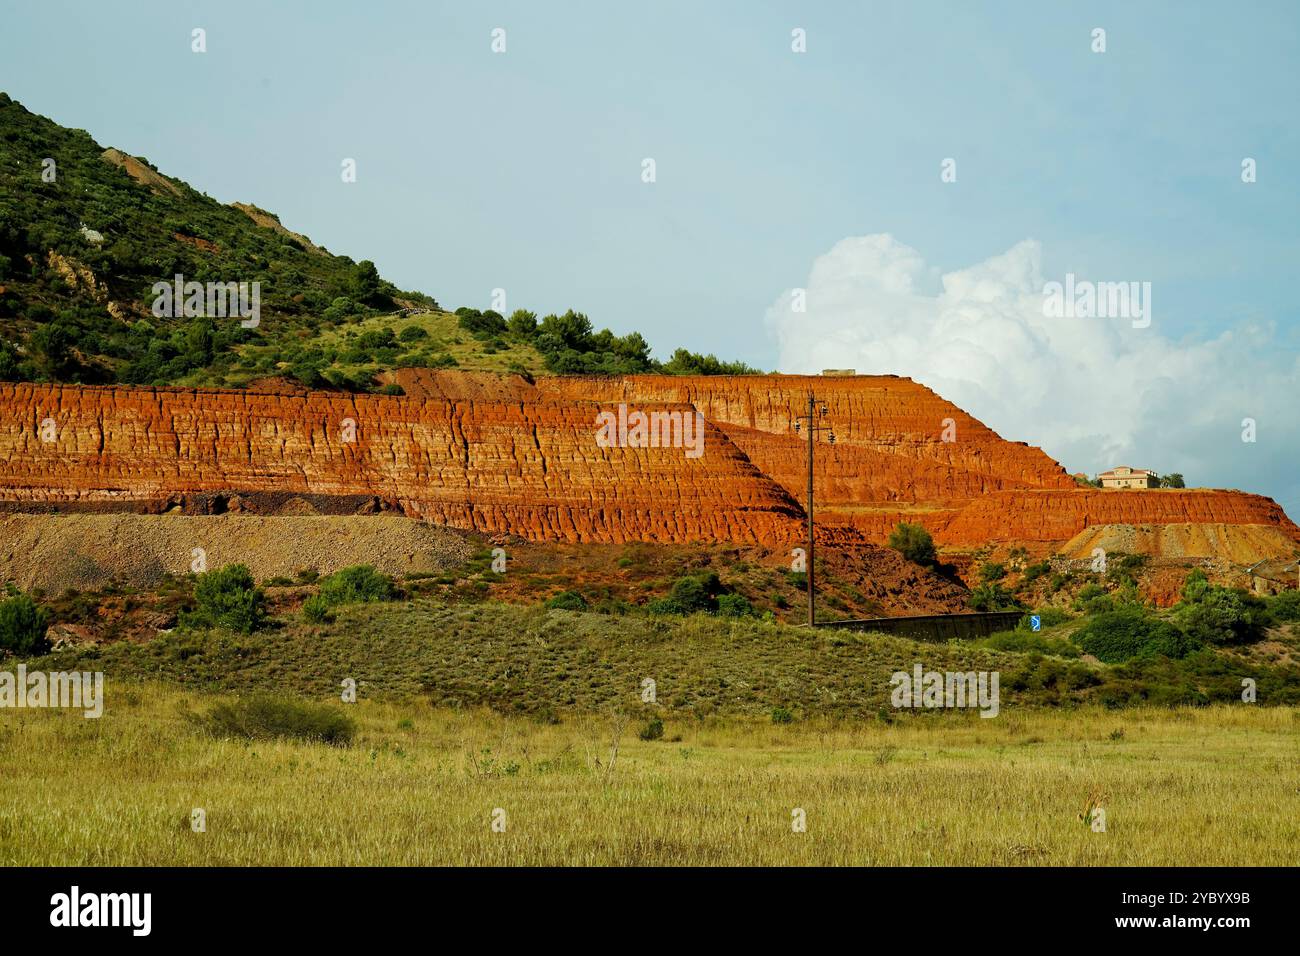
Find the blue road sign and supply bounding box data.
[1030,615,1041,632]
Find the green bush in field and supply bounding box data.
[302,565,395,622]
[0,592,50,655]
[638,717,665,741]
[1269,589,1300,622]
[318,565,394,605]
[771,706,795,724]
[1173,586,1271,646]
[1074,607,1199,663]
[716,593,756,618]
[184,564,266,634]
[302,594,333,624]
[982,629,1081,658]
[199,695,355,745]
[649,572,724,615]
[545,591,588,611]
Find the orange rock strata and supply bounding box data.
[1,374,1295,552]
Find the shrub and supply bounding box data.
[1023,561,1052,583]
[969,582,1019,612]
[356,328,397,351]
[1082,594,1115,615]
[716,593,755,617]
[979,562,1006,583]
[638,717,664,741]
[184,564,266,633]
[1180,568,1210,604]
[1173,587,1271,646]
[982,630,1081,658]
[456,308,508,339]
[199,695,355,745]
[545,591,588,611]
[771,706,794,724]
[1074,607,1199,663]
[317,565,394,606]
[1268,589,1300,622]
[888,522,935,566]
[0,593,50,656]
[301,594,333,624]
[649,572,723,615]
[507,309,538,338]
[397,325,428,343]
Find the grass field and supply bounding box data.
[8,599,1300,865]
[1,689,1296,866]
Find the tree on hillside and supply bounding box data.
[888,522,936,566]
[507,309,537,338]
[350,260,382,305]
[1159,473,1186,488]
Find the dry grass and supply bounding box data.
[1,687,1296,866]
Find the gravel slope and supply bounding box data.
[0,514,474,592]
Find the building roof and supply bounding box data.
[1098,466,1156,479]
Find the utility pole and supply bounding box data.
[791,392,835,626]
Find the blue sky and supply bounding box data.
[2,1,1297,516]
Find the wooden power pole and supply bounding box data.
[792,392,835,626]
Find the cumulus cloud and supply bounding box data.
[767,235,1300,518]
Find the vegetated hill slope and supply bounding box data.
[37,598,1300,712]
[0,95,762,390]
[0,92,438,387]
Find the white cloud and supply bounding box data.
[767,234,1300,518]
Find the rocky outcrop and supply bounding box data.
[0,382,803,544]
[100,148,182,197]
[1,374,1295,554]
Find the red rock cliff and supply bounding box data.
[1,374,1295,551]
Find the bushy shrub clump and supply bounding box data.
[200,695,355,745]
[545,591,588,612]
[302,565,395,622]
[888,522,935,566]
[0,592,50,655]
[969,582,1020,612]
[1172,571,1272,646]
[1268,589,1300,622]
[1074,607,1200,663]
[649,573,724,615]
[183,564,266,634]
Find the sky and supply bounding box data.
[2,1,1297,517]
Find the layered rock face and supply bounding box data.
[538,374,1299,550]
[1,374,1296,553]
[0,382,802,544]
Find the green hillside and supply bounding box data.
[0,93,760,390]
